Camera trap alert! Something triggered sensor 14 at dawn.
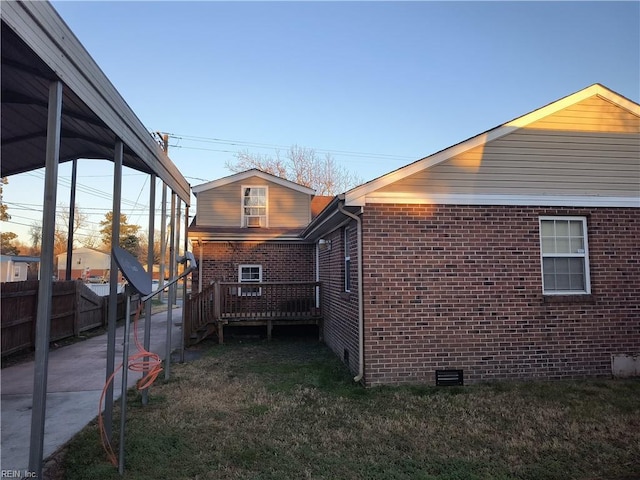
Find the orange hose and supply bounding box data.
[98,302,164,466]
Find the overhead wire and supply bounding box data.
[161,131,416,162]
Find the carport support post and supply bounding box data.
[165,192,176,380]
[118,286,133,475]
[29,80,62,477]
[142,175,156,406]
[159,184,167,302]
[104,140,123,441]
[180,204,189,363]
[65,158,78,280]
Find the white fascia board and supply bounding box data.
[344,84,639,207]
[344,128,516,206]
[192,169,316,195]
[505,84,640,128]
[361,192,640,208]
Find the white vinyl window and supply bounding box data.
[539,217,590,294]
[239,264,262,296]
[242,186,267,227]
[13,265,21,278]
[344,227,351,292]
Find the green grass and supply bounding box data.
[57,338,640,480]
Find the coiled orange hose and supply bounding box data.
[98,302,164,466]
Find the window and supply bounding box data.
[539,217,590,294]
[13,265,21,278]
[344,227,351,292]
[239,264,262,296]
[242,186,267,227]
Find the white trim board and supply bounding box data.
[361,192,640,208]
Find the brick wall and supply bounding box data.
[362,204,640,386]
[193,241,315,287]
[318,222,360,376]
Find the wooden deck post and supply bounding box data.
[214,281,223,344]
[217,322,224,344]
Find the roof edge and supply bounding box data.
[193,169,316,195]
[345,83,640,207]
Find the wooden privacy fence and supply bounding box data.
[185,281,322,345]
[1,280,134,357]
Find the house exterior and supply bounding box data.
[0,255,40,282]
[188,84,639,386]
[57,247,111,281]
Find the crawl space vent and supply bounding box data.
[435,369,464,386]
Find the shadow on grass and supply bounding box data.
[58,337,640,480]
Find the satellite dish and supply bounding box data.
[111,246,152,296]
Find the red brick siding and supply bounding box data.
[192,241,315,287]
[362,204,640,386]
[318,222,360,376]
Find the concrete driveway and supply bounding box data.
[1,305,184,474]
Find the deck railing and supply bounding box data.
[184,281,322,343]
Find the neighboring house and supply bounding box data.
[188,84,639,386]
[57,247,111,281]
[0,255,40,282]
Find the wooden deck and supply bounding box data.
[184,281,322,345]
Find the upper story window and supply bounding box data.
[539,217,590,295]
[242,186,267,228]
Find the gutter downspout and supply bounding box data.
[338,201,364,383]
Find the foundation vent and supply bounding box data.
[435,369,464,386]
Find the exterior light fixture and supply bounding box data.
[318,239,331,251]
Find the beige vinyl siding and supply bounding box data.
[196,176,311,227]
[525,96,640,133]
[377,96,640,197]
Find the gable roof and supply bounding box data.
[58,246,110,257]
[345,84,640,206]
[192,169,316,196]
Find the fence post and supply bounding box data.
[73,280,80,336]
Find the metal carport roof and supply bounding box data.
[1,0,191,203]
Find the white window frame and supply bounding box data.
[238,264,262,296]
[241,185,268,228]
[13,264,21,278]
[344,227,351,293]
[539,216,591,295]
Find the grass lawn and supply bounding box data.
[59,338,639,480]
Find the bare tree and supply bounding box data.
[29,221,42,254]
[80,229,101,249]
[53,203,88,257]
[225,145,362,196]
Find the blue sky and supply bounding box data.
[4,1,639,245]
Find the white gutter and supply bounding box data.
[338,201,364,383]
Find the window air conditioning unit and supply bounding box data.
[246,216,262,228]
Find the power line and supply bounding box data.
[161,132,416,162]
